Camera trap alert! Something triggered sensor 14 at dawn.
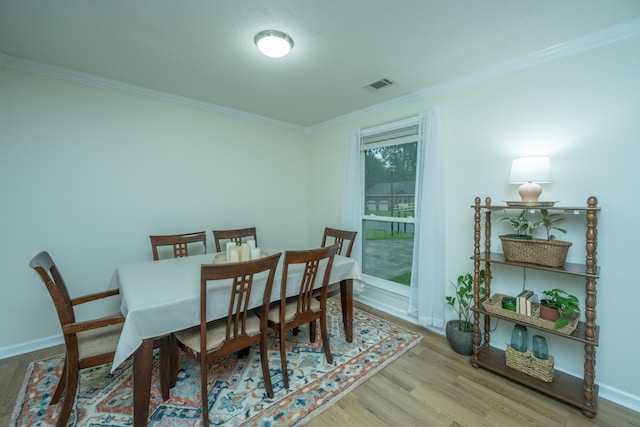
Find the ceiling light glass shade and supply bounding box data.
[509,156,552,202]
[254,30,294,58]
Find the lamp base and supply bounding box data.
[518,182,542,202]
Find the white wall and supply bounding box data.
[0,68,308,349]
[307,36,640,409]
[2,32,639,412]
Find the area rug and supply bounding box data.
[11,300,422,426]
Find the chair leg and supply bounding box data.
[169,335,178,388]
[320,313,333,364]
[309,320,317,343]
[200,358,210,427]
[279,324,289,389]
[159,336,172,400]
[50,357,67,404]
[56,360,79,427]
[260,337,274,398]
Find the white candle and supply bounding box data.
[229,246,240,262]
[247,239,256,250]
[240,243,251,261]
[226,241,236,261]
[251,248,261,260]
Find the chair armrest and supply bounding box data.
[63,313,125,334]
[71,288,120,305]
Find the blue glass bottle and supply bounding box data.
[532,335,549,360]
[511,324,528,352]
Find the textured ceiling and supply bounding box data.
[1,1,639,128]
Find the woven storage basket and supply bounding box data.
[505,345,554,382]
[499,236,572,268]
[483,294,579,335]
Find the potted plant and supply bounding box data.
[445,269,486,355]
[498,209,571,268]
[498,209,539,239]
[539,209,567,240]
[540,288,581,328]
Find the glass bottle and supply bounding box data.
[532,335,549,360]
[511,324,528,352]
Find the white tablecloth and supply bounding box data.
[108,251,363,370]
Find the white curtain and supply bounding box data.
[408,107,446,327]
[340,129,364,293]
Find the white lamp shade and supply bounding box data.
[509,157,552,184]
[254,30,294,58]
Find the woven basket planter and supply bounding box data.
[505,345,554,382]
[499,236,572,268]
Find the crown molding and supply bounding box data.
[307,17,640,133]
[1,54,306,133]
[2,17,639,134]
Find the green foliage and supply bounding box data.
[390,272,411,285]
[365,229,414,240]
[539,209,567,240]
[499,210,540,237]
[542,288,581,328]
[499,209,567,240]
[445,270,487,332]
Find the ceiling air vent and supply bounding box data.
[365,78,393,90]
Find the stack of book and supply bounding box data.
[516,290,539,317]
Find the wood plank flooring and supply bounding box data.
[1,302,638,426]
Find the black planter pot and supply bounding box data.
[445,320,475,355]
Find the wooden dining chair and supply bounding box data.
[170,252,281,426]
[319,227,357,299]
[267,244,339,389]
[149,230,207,260]
[29,251,126,427]
[212,227,258,252]
[149,231,209,391]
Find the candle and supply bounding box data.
[247,239,256,250]
[228,246,239,262]
[251,248,261,260]
[241,243,251,261]
[226,241,236,261]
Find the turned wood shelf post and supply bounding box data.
[468,196,600,418]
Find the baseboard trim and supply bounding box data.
[0,334,63,360]
[355,291,640,415]
[3,307,639,414]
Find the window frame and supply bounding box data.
[359,116,419,294]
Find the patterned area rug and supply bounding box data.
[11,300,422,426]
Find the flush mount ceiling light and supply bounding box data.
[254,30,294,58]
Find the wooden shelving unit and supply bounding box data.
[469,196,600,418]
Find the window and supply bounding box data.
[361,117,419,291]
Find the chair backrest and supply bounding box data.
[29,251,76,326]
[321,227,357,257]
[200,252,281,349]
[149,231,207,260]
[282,244,339,316]
[212,227,258,252]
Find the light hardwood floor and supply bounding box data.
[2,302,638,427]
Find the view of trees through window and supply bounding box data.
[361,125,418,287]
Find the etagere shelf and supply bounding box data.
[469,196,600,418]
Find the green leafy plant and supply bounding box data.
[542,288,581,328]
[500,209,567,240]
[540,209,567,240]
[446,270,486,332]
[499,210,540,238]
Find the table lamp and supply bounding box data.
[509,156,551,202]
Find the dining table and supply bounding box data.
[108,248,364,427]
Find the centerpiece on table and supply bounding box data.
[498,209,571,268]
